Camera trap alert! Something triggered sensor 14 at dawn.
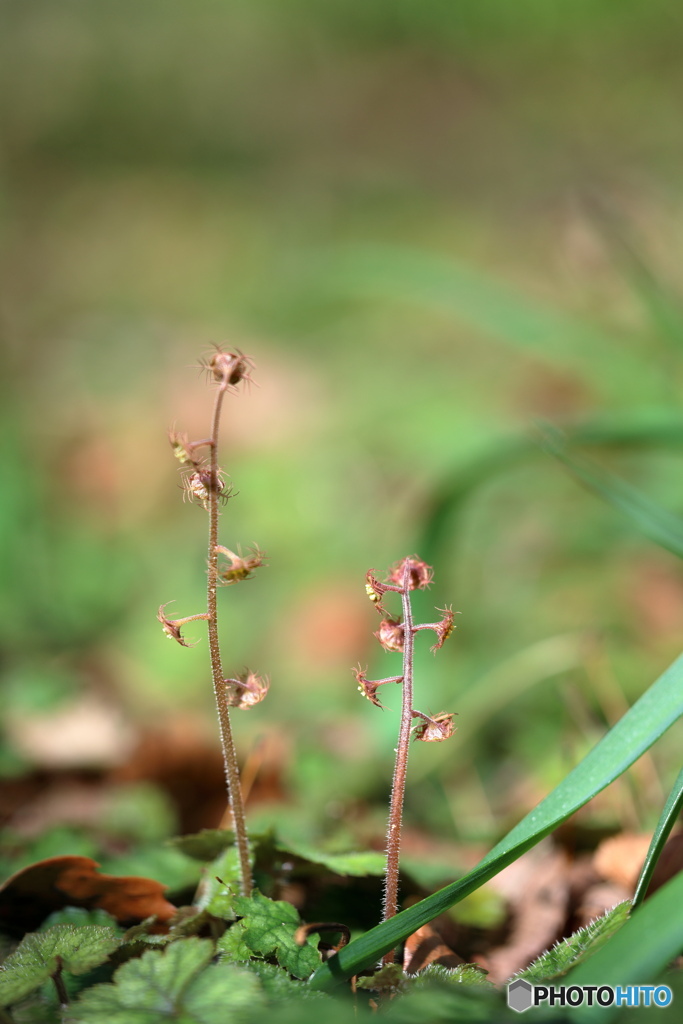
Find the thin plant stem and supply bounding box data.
[382,561,414,964]
[207,375,252,896]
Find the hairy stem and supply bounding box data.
[382,561,414,963]
[207,377,252,896]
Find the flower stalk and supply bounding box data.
[356,555,457,964]
[159,347,264,897]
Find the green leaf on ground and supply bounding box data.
[0,925,121,1007]
[517,901,631,983]
[167,829,237,862]
[197,843,254,920]
[40,907,121,932]
[232,890,320,979]
[69,937,265,1024]
[274,839,385,877]
[217,920,252,963]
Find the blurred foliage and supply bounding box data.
[2,0,683,875]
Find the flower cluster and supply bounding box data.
[356,556,457,743]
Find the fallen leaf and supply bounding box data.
[593,832,652,891]
[0,856,176,935]
[403,922,464,974]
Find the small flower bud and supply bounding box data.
[206,347,255,387]
[374,617,405,653]
[214,545,267,585]
[388,556,433,592]
[411,711,457,743]
[157,603,210,647]
[223,671,269,709]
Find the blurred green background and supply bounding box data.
[2,0,683,880]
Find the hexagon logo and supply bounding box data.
[507,979,533,1013]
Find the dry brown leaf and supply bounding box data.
[593,832,652,891]
[0,856,176,935]
[403,922,464,974]
[482,846,570,984]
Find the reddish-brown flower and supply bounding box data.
[411,711,457,743]
[387,556,433,592]
[374,617,405,653]
[223,671,269,709]
[157,603,210,647]
[353,666,403,709]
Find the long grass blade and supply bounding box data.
[632,765,683,909]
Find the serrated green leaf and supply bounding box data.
[310,650,683,989]
[243,961,330,1004]
[197,843,254,920]
[167,830,237,862]
[517,902,631,983]
[232,891,320,979]
[217,920,252,963]
[0,926,121,1007]
[356,963,407,993]
[40,908,120,933]
[70,941,265,1024]
[274,840,385,878]
[408,963,493,989]
[633,764,683,909]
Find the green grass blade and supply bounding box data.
[562,869,683,1021]
[329,245,610,366]
[542,427,683,559]
[309,651,683,990]
[419,415,683,566]
[632,764,683,909]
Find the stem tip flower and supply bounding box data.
[387,556,433,592]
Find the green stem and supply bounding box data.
[382,561,414,964]
[207,378,252,896]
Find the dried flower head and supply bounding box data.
[374,617,405,653]
[203,347,255,388]
[183,469,230,509]
[157,603,210,647]
[223,671,270,709]
[387,556,433,592]
[411,711,457,743]
[429,607,456,652]
[214,545,267,585]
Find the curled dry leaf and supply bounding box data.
[0,856,177,936]
[403,922,465,974]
